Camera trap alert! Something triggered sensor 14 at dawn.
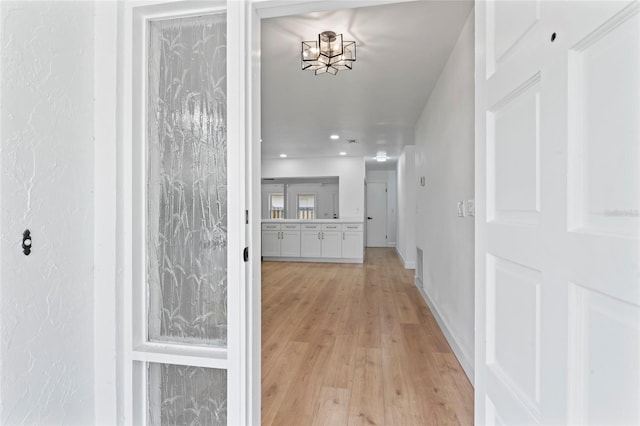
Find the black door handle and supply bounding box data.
[367,217,373,220]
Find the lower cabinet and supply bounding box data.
[262,222,363,262]
[320,224,342,258]
[342,231,363,258]
[261,224,300,257]
[300,226,322,257]
[261,230,281,257]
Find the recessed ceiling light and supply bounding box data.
[375,154,389,162]
[339,152,347,156]
[330,134,340,140]
[280,154,287,158]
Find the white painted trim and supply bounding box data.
[94,2,119,424]
[415,277,475,385]
[395,246,416,269]
[387,241,396,247]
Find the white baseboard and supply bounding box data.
[387,241,396,247]
[395,247,416,270]
[415,277,474,385]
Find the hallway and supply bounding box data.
[262,248,473,425]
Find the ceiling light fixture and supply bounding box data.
[375,154,389,162]
[330,134,340,140]
[339,152,347,156]
[280,154,287,158]
[301,31,356,76]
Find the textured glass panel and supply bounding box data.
[147,14,227,346]
[148,363,227,426]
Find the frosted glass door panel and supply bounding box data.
[147,14,227,346]
[148,363,227,425]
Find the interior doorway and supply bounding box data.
[366,182,388,247]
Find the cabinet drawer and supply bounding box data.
[281,223,301,230]
[302,224,321,230]
[342,224,363,231]
[321,224,341,230]
[261,223,281,230]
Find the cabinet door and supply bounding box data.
[280,231,301,257]
[300,230,322,257]
[321,231,342,258]
[342,231,363,259]
[261,230,280,257]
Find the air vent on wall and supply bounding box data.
[347,139,357,144]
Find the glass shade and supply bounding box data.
[301,32,356,75]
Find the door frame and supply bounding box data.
[94,1,422,424]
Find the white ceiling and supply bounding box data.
[261,0,473,167]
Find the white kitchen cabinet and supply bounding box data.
[280,230,301,257]
[262,221,363,263]
[261,230,281,257]
[321,225,342,258]
[262,223,301,257]
[300,229,322,257]
[341,223,363,259]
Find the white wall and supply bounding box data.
[414,11,475,380]
[0,2,95,424]
[365,170,397,246]
[396,147,416,269]
[262,157,365,220]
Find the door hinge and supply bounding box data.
[243,247,249,262]
[386,235,388,239]
[245,210,249,225]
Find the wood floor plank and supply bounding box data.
[347,348,385,426]
[311,387,351,426]
[262,248,473,425]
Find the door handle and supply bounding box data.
[367,217,373,220]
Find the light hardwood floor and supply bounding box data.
[262,248,473,426]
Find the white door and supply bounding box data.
[366,182,387,247]
[118,2,256,424]
[476,1,640,425]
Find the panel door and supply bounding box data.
[262,230,281,257]
[366,182,387,246]
[301,230,322,257]
[342,231,363,259]
[321,231,342,258]
[475,1,640,424]
[280,231,301,257]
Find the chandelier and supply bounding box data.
[301,31,356,75]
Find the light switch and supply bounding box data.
[467,199,475,217]
[457,201,465,217]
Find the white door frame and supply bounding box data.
[94,1,421,424]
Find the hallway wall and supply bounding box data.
[414,10,475,380]
[0,2,95,423]
[396,146,416,269]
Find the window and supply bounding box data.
[297,194,316,219]
[269,193,284,218]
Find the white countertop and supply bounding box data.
[262,218,363,224]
